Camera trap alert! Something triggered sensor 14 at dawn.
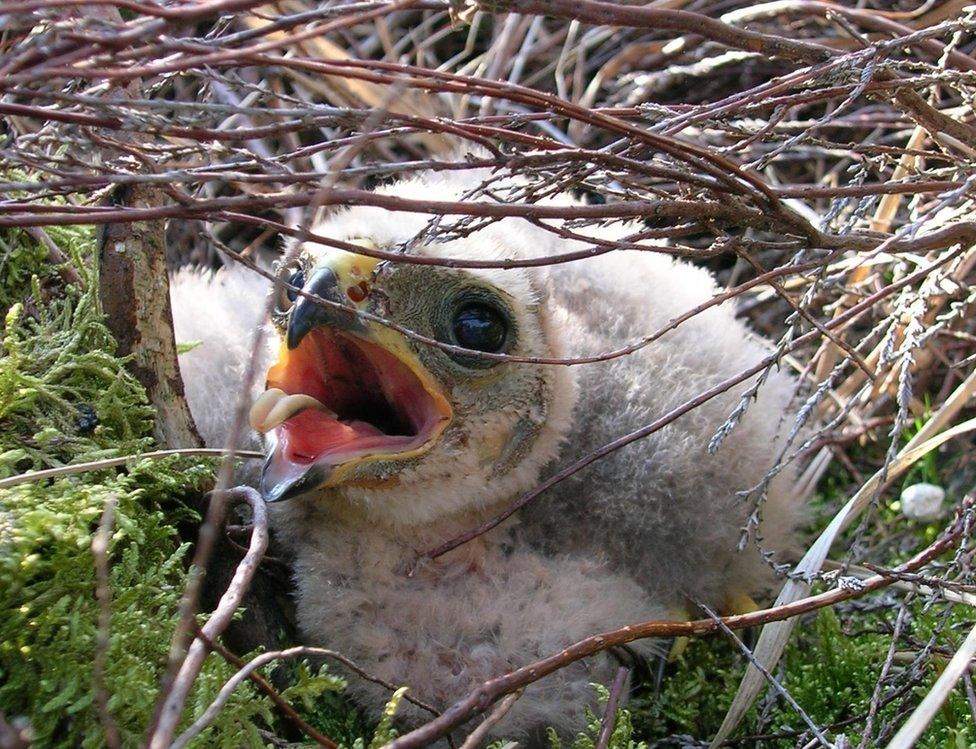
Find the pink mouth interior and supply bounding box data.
[266,330,448,467]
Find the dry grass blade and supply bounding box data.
[710,371,976,747]
[885,621,976,749]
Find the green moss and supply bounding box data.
[622,606,972,747]
[0,220,378,747]
[629,638,744,742]
[0,228,49,315]
[0,465,262,747]
[778,607,971,747]
[297,686,377,747]
[558,683,648,749]
[0,173,93,314]
[0,220,273,746]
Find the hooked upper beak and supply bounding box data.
[286,263,369,350]
[255,247,452,503]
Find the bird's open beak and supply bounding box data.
[251,248,453,502]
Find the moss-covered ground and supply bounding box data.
[0,223,380,747]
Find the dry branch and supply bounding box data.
[193,628,339,749]
[98,184,203,448]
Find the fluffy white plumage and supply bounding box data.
[171,166,803,740]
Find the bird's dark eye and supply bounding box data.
[452,303,508,353]
[276,267,305,312]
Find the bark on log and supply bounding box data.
[98,184,203,449]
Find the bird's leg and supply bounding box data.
[721,592,761,649]
[645,593,764,692]
[665,604,692,664]
[634,605,692,692]
[609,644,656,686]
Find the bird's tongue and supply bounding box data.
[258,328,443,465]
[282,411,389,463]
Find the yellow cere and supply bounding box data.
[327,244,381,306]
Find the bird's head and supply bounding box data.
[252,175,577,525]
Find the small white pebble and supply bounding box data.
[900,483,946,522]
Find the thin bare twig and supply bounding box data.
[193,626,339,749]
[594,667,629,749]
[91,496,121,749]
[0,448,264,491]
[458,692,521,749]
[147,487,269,749]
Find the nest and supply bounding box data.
[1,1,975,747]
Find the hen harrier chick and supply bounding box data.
[172,166,802,740]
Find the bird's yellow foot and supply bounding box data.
[667,636,689,662]
[721,593,761,649]
[666,605,692,662]
[722,593,760,616]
